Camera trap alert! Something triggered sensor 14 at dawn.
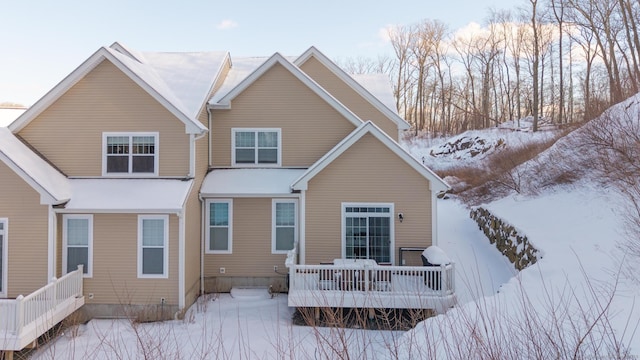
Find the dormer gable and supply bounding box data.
[294,47,410,139]
[208,53,363,128]
[9,46,207,135]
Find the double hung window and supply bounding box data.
[138,215,168,278]
[272,200,297,253]
[232,129,280,166]
[103,133,158,175]
[206,200,232,253]
[63,215,93,276]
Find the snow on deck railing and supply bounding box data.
[288,261,455,310]
[285,242,298,268]
[0,265,83,336]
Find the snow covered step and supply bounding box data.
[229,286,271,300]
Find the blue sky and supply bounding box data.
[1,0,516,106]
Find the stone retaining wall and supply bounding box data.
[470,207,539,270]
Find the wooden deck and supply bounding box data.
[285,252,455,314]
[0,266,85,352]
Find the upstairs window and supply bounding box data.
[103,132,158,176]
[232,128,281,166]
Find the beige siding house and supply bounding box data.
[0,42,450,352]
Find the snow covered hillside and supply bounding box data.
[401,96,640,358]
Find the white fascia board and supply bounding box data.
[55,208,183,214]
[0,151,64,205]
[294,47,411,130]
[209,53,363,128]
[199,193,299,199]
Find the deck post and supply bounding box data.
[15,295,24,336]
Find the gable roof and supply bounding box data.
[291,121,449,192]
[9,45,216,135]
[208,53,364,128]
[0,127,71,205]
[294,46,410,131]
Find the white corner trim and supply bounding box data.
[178,211,185,309]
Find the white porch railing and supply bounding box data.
[0,265,85,351]
[286,247,456,314]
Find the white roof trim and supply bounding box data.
[294,46,410,130]
[0,128,71,205]
[0,151,65,205]
[9,47,207,135]
[109,41,145,63]
[291,121,449,192]
[209,53,364,128]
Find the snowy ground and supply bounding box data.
[32,197,515,359]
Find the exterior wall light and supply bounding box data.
[398,213,404,223]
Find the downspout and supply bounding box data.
[431,190,438,247]
[47,206,56,281]
[177,210,185,313]
[206,106,213,168]
[199,194,205,296]
[299,190,306,264]
[190,130,208,178]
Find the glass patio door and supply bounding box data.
[344,206,391,263]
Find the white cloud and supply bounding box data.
[216,19,238,30]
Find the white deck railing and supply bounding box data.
[0,265,84,350]
[286,251,456,314]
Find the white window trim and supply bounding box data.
[341,202,395,265]
[62,214,93,278]
[102,132,159,177]
[272,199,298,254]
[0,218,7,298]
[137,215,169,279]
[231,128,282,167]
[205,199,233,254]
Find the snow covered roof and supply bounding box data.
[292,121,450,192]
[209,56,281,104]
[0,127,71,204]
[139,50,229,118]
[200,169,306,197]
[10,43,220,134]
[0,108,26,127]
[64,178,193,213]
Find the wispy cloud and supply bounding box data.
[216,19,238,30]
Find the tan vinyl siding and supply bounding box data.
[204,198,289,278]
[82,213,179,306]
[0,161,49,297]
[211,63,357,167]
[299,56,400,141]
[18,60,190,177]
[304,133,432,265]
